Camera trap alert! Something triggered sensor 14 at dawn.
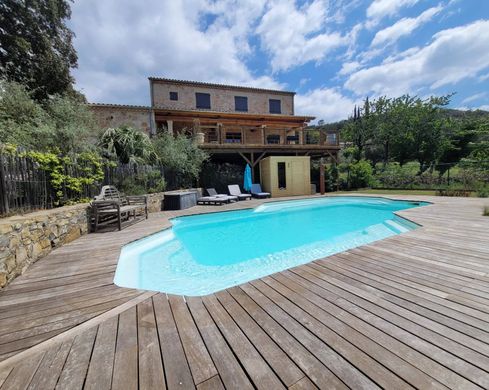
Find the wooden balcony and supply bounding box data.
[198,128,340,154]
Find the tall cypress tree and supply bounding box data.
[0,0,78,101]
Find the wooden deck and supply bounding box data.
[0,195,488,389]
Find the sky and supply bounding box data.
[69,0,489,123]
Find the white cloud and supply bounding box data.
[70,0,281,104]
[345,20,489,96]
[366,0,420,27]
[479,72,489,82]
[458,104,489,111]
[295,88,356,122]
[461,92,487,105]
[371,5,443,47]
[256,0,347,72]
[338,61,362,76]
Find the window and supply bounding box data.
[225,132,242,143]
[234,96,248,112]
[277,162,287,189]
[196,93,211,109]
[269,99,281,114]
[169,91,178,101]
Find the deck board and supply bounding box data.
[0,195,488,388]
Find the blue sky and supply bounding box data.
[70,0,489,122]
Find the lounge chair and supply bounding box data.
[228,184,252,201]
[251,184,271,198]
[197,196,227,206]
[206,188,238,202]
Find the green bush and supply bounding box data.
[477,186,489,198]
[484,206,489,216]
[348,160,374,189]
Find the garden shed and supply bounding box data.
[259,156,311,197]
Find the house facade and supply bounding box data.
[90,78,340,176]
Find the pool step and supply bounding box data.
[384,219,410,233]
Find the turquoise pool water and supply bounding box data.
[114,197,425,296]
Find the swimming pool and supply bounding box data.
[114,197,426,296]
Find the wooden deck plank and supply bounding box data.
[167,295,218,386]
[186,296,254,390]
[239,282,376,389]
[27,340,73,390]
[215,290,304,387]
[280,269,478,389]
[227,286,347,389]
[253,277,412,389]
[202,294,286,389]
[153,294,195,390]
[137,298,166,390]
[0,352,44,390]
[84,316,118,390]
[112,307,138,390]
[55,326,97,390]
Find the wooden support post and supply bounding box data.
[261,125,266,145]
[319,157,325,195]
[166,120,174,135]
[0,154,8,215]
[217,123,223,144]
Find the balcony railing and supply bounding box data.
[200,128,339,147]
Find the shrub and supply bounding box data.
[99,126,158,164]
[484,206,489,216]
[348,160,374,189]
[477,186,489,198]
[152,131,208,185]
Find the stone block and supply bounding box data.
[15,246,27,264]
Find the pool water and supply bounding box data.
[114,197,425,296]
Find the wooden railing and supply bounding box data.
[201,129,339,147]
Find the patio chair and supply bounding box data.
[250,183,271,198]
[228,184,252,201]
[206,188,238,203]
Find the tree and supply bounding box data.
[152,131,208,183]
[0,80,97,152]
[0,0,78,101]
[0,80,54,149]
[99,126,158,164]
[44,94,98,154]
[343,97,374,161]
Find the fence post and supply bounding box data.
[0,154,9,214]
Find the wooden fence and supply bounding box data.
[0,152,168,216]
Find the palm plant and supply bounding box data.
[99,126,158,164]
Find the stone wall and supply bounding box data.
[0,192,167,289]
[146,192,165,213]
[89,104,152,134]
[0,204,89,288]
[152,80,295,115]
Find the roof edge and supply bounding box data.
[148,77,296,95]
[88,103,151,110]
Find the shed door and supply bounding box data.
[289,160,305,195]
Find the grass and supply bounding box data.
[337,189,438,196]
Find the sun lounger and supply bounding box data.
[206,188,238,202]
[251,184,271,198]
[197,196,227,205]
[228,184,252,200]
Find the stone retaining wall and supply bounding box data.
[147,192,165,213]
[0,192,166,289]
[0,204,89,288]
